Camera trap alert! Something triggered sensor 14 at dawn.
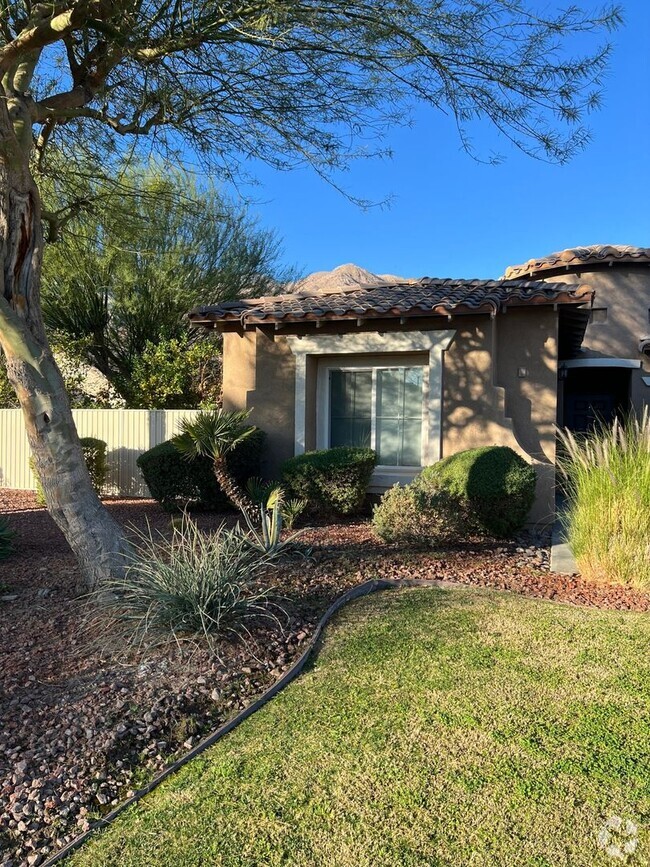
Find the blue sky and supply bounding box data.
[239,1,649,281]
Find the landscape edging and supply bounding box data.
[43,577,442,866]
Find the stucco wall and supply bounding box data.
[543,266,650,411]
[222,312,560,525]
[442,309,559,525]
[222,330,297,478]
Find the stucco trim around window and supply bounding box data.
[286,331,456,481]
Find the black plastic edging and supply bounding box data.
[43,577,442,866]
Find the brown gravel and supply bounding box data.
[0,491,648,867]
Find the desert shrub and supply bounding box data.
[282,447,377,518]
[0,516,14,560]
[94,519,281,648]
[80,437,109,492]
[137,428,265,512]
[372,483,467,545]
[417,446,536,537]
[558,411,650,589]
[32,436,109,504]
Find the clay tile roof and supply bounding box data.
[190,277,593,328]
[504,245,650,280]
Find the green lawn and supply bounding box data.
[69,587,650,867]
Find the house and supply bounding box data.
[190,245,650,525]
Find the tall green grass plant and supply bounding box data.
[93,518,283,650]
[558,409,650,588]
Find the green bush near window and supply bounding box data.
[32,437,109,505]
[282,446,377,518]
[372,483,467,545]
[417,446,536,537]
[137,429,265,512]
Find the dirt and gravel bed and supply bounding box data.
[0,491,648,867]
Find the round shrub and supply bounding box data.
[80,437,109,494]
[417,446,536,537]
[372,484,466,546]
[137,428,265,512]
[282,447,377,518]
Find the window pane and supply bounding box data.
[376,367,422,466]
[330,370,372,448]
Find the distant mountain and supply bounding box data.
[291,263,408,294]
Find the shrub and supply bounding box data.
[372,483,468,545]
[0,516,14,560]
[417,446,536,537]
[558,411,650,589]
[93,519,281,649]
[282,447,377,518]
[137,428,265,512]
[80,437,109,493]
[32,436,109,504]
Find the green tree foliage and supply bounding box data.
[40,164,288,407]
[130,335,223,410]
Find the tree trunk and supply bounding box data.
[0,102,131,590]
[212,455,256,516]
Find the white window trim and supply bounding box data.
[286,330,456,489]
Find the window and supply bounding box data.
[328,366,424,466]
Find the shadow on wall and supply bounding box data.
[443,318,558,465]
[443,324,514,449]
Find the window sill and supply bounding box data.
[368,466,422,492]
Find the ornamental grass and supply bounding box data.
[557,408,650,589]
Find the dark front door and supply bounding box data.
[562,367,631,433]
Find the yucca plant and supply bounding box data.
[92,517,282,650]
[557,408,650,588]
[173,409,257,515]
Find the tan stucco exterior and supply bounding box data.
[541,266,650,413]
[443,308,559,524]
[222,310,560,526]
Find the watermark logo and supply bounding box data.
[597,816,639,861]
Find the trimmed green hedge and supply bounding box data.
[282,447,377,518]
[417,445,536,537]
[137,428,265,512]
[32,437,109,505]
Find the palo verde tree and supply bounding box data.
[0,0,619,588]
[40,163,289,407]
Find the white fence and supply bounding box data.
[0,409,200,497]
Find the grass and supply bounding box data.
[558,411,650,588]
[68,587,650,867]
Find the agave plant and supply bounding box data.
[173,409,257,515]
[243,479,308,555]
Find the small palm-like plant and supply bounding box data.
[173,409,257,515]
